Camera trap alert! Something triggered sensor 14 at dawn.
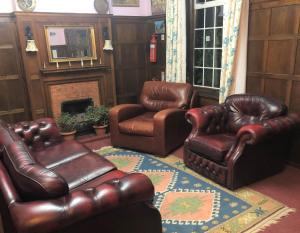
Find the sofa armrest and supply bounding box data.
[10,118,63,150]
[185,105,226,138]
[9,173,154,233]
[109,104,145,123]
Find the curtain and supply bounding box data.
[165,0,186,83]
[219,0,249,103]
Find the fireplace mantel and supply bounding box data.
[40,65,111,75]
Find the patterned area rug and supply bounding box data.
[97,147,294,233]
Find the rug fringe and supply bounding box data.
[244,207,295,233]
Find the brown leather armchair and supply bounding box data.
[0,118,162,233]
[184,94,300,190]
[110,81,193,156]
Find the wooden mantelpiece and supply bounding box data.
[40,65,111,75]
[14,12,117,120]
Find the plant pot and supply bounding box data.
[60,130,76,141]
[93,125,108,137]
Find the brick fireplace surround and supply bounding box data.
[50,81,101,119]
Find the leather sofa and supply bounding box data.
[0,118,162,233]
[110,81,193,156]
[184,94,300,189]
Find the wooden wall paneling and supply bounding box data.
[0,14,30,123]
[112,16,148,104]
[248,0,300,167]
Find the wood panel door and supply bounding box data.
[112,17,148,104]
[247,0,300,167]
[0,16,30,123]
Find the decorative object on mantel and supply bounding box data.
[25,26,38,52]
[81,58,84,67]
[90,58,94,66]
[102,26,113,51]
[68,61,72,67]
[17,0,36,12]
[94,0,109,14]
[43,62,46,69]
[112,0,139,7]
[56,62,59,69]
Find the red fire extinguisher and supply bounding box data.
[150,34,157,63]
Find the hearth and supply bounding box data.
[61,98,93,134]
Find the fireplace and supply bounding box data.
[61,98,94,133]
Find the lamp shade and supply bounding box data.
[103,40,113,51]
[26,40,38,52]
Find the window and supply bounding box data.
[193,0,224,89]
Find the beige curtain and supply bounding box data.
[219,0,249,103]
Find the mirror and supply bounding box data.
[44,26,97,62]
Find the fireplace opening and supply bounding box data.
[61,98,94,134]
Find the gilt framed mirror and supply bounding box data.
[44,25,97,63]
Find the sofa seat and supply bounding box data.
[118,112,156,137]
[188,134,236,163]
[51,153,116,190]
[33,140,90,169]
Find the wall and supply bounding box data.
[0,0,152,16]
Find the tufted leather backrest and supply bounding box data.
[140,81,193,112]
[225,94,288,133]
[10,118,63,151]
[3,141,68,200]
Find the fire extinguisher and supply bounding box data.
[150,34,157,63]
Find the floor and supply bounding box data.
[84,137,300,233]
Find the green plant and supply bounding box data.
[56,112,77,133]
[85,105,109,126]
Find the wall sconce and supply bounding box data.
[102,26,113,51]
[25,26,38,52]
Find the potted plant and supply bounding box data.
[85,105,109,136]
[56,112,77,140]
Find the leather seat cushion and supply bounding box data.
[52,152,116,190]
[188,134,236,163]
[33,140,90,169]
[118,112,155,137]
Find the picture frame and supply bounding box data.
[112,0,139,7]
[154,20,165,34]
[151,0,166,15]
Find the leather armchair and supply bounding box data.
[0,118,162,233]
[184,94,300,190]
[110,81,193,156]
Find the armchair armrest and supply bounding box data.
[236,114,300,145]
[109,104,145,123]
[185,105,226,138]
[9,173,154,233]
[10,118,63,150]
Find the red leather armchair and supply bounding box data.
[0,118,162,233]
[110,81,193,156]
[184,94,300,190]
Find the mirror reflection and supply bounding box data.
[45,26,97,62]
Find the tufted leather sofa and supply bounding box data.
[184,94,300,190]
[110,81,193,156]
[0,118,162,233]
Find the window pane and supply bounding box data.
[214,49,222,68]
[196,9,204,28]
[204,49,213,67]
[205,29,214,48]
[214,69,221,88]
[195,30,204,48]
[196,0,205,3]
[205,7,215,28]
[216,6,223,27]
[215,28,223,48]
[194,49,203,66]
[194,68,203,85]
[204,69,213,86]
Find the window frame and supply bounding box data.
[188,0,225,95]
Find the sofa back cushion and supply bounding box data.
[3,141,68,200]
[225,94,287,133]
[0,120,20,156]
[140,81,193,112]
